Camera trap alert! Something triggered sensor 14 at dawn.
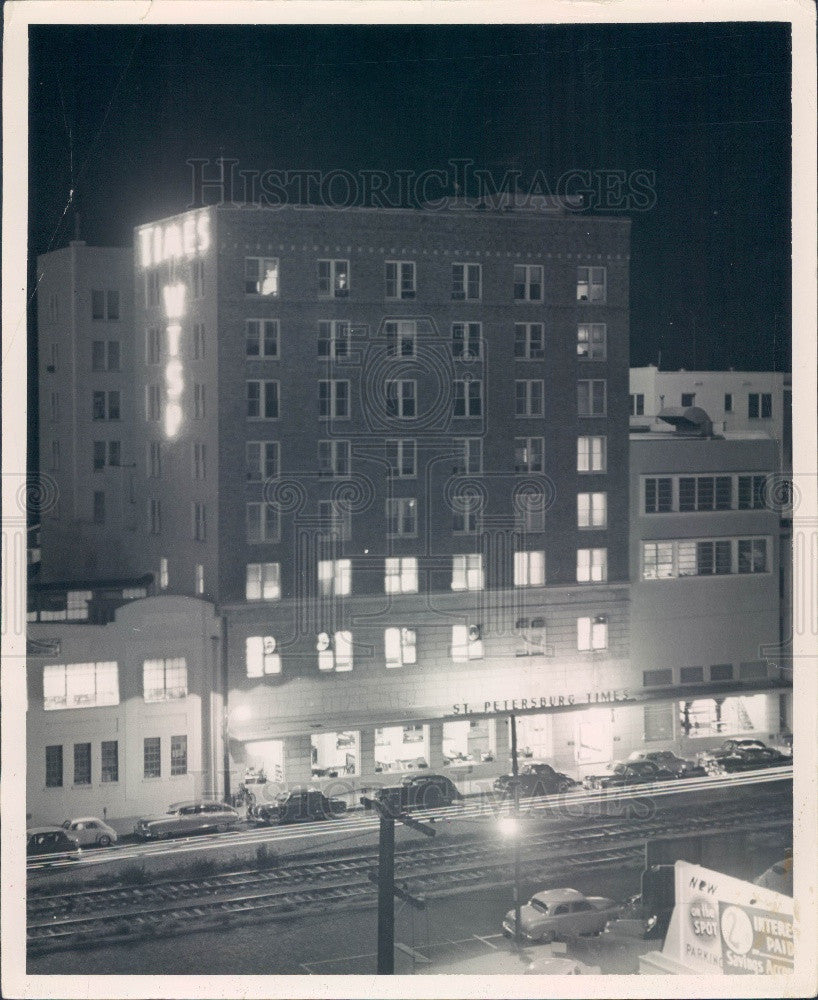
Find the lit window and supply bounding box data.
[318,380,350,419]
[386,498,417,537]
[195,564,204,595]
[246,562,281,600]
[514,323,545,360]
[453,379,482,417]
[385,627,417,668]
[514,437,544,474]
[577,548,607,582]
[246,319,279,358]
[246,636,281,677]
[451,553,483,591]
[385,261,415,299]
[143,657,188,703]
[245,257,279,296]
[385,557,418,594]
[642,542,674,580]
[246,441,279,482]
[318,630,353,672]
[452,322,482,359]
[246,502,281,543]
[577,266,606,303]
[318,558,351,597]
[451,625,483,662]
[452,263,481,300]
[43,661,120,710]
[386,439,416,478]
[514,550,545,587]
[577,324,606,359]
[577,616,608,651]
[318,439,350,477]
[515,380,545,417]
[577,492,607,528]
[317,259,349,298]
[514,264,543,302]
[159,557,169,589]
[318,320,350,358]
[578,380,607,416]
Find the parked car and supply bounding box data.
[617,865,675,939]
[493,762,577,798]
[368,773,462,812]
[502,887,618,942]
[134,801,239,840]
[583,759,676,790]
[697,738,769,766]
[705,746,791,775]
[627,750,707,779]
[61,816,118,847]
[249,789,347,825]
[27,826,81,861]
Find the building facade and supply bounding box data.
[26,589,223,824]
[630,424,790,752]
[36,242,138,582]
[125,201,632,792]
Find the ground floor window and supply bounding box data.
[442,718,496,765]
[73,742,91,785]
[375,724,429,772]
[679,694,769,738]
[574,708,613,766]
[243,739,285,784]
[144,737,161,778]
[512,714,553,761]
[644,703,674,742]
[45,744,63,787]
[171,735,188,776]
[311,731,360,777]
[101,740,119,782]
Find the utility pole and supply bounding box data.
[509,713,522,944]
[361,797,435,974]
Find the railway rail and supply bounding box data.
[28,792,791,954]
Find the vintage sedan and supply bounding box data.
[369,773,462,812]
[249,789,347,825]
[493,762,577,798]
[61,816,118,847]
[134,801,239,840]
[627,750,707,779]
[705,746,791,775]
[27,826,81,861]
[697,738,769,766]
[583,759,676,790]
[502,887,618,943]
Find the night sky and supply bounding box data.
[28,21,792,464]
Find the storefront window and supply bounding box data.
[242,739,285,784]
[512,714,553,760]
[375,724,429,772]
[311,731,359,777]
[443,719,496,765]
[678,694,769,738]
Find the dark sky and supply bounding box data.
[29,22,791,374]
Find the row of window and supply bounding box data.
[226,259,608,304]
[142,435,609,482]
[629,391,774,419]
[44,736,187,787]
[643,474,770,513]
[145,319,608,363]
[641,537,769,580]
[245,615,610,677]
[42,657,188,711]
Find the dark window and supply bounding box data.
[93,441,106,470]
[74,743,91,785]
[92,290,105,319]
[92,340,106,371]
[724,393,733,412]
[629,394,645,416]
[93,491,105,525]
[171,735,188,776]
[738,475,766,510]
[101,740,119,782]
[144,737,161,778]
[108,391,120,420]
[761,393,772,418]
[92,391,106,420]
[680,666,704,684]
[643,669,673,687]
[107,341,120,371]
[107,291,120,320]
[678,477,695,512]
[748,393,760,419]
[710,663,733,681]
[45,745,63,787]
[715,477,733,510]
[681,393,696,407]
[739,661,766,680]
[644,704,674,742]
[715,540,732,574]
[645,477,672,513]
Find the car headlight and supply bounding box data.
[645,914,658,932]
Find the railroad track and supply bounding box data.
[27,794,791,953]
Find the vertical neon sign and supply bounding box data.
[163,283,186,439]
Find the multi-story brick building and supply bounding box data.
[35,242,137,581]
[127,200,633,791]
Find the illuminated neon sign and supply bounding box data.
[163,282,186,438]
[138,210,211,269]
